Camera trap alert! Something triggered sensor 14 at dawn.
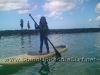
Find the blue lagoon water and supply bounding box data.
[0,32,100,75]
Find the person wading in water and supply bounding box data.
[20,19,24,30]
[27,21,30,30]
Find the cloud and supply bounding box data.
[43,0,86,19]
[95,3,100,14]
[70,12,73,15]
[47,11,62,17]
[53,16,63,19]
[96,16,100,21]
[18,10,31,14]
[33,14,41,18]
[43,0,76,12]
[89,16,100,22]
[37,14,41,18]
[81,7,84,12]
[45,11,63,19]
[0,0,37,14]
[32,5,37,10]
[88,19,93,22]
[88,16,100,22]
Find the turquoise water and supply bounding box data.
[0,32,100,75]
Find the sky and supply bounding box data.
[0,0,100,30]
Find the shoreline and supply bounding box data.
[0,28,100,36]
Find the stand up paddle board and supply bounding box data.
[0,46,68,65]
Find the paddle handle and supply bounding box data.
[29,14,41,30]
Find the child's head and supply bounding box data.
[40,16,47,25]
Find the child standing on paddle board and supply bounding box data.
[35,16,49,53]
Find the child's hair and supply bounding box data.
[39,16,48,25]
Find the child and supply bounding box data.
[35,16,49,53]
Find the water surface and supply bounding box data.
[0,32,100,75]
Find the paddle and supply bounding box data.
[29,14,61,57]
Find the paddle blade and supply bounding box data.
[47,38,61,57]
[55,49,61,57]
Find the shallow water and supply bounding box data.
[0,32,100,75]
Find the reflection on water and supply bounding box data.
[21,34,24,48]
[28,34,31,50]
[39,60,50,75]
[20,34,25,54]
[20,34,31,48]
[20,34,32,53]
[39,56,61,75]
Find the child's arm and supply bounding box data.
[34,23,39,29]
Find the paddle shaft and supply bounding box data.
[29,14,61,57]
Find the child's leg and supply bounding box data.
[44,37,49,51]
[40,36,43,51]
